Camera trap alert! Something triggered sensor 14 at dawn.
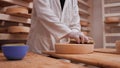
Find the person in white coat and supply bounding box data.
[27,0,88,54]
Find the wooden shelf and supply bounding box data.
[105,43,115,47]
[5,13,31,18]
[105,13,120,17]
[0,40,26,44]
[104,3,120,8]
[0,33,28,40]
[0,13,31,24]
[0,0,33,9]
[105,33,120,36]
[79,8,89,15]
[81,17,89,22]
[78,0,89,7]
[81,27,90,32]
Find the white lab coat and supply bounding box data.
[27,0,81,54]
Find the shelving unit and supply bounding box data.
[0,13,31,24]
[0,0,32,45]
[78,0,91,36]
[102,0,120,48]
[0,0,92,45]
[0,0,33,9]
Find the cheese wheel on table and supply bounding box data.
[55,43,94,54]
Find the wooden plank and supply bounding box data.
[0,1,13,7]
[0,0,33,9]
[81,27,90,32]
[78,0,89,7]
[104,3,120,8]
[4,12,31,18]
[94,48,119,54]
[105,13,120,17]
[43,51,120,68]
[105,33,120,36]
[105,43,115,47]
[0,33,28,40]
[0,52,86,68]
[79,8,90,16]
[0,13,31,24]
[81,18,89,22]
[0,40,26,44]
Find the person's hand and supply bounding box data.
[66,31,89,43]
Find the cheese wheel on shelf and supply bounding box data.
[80,21,89,27]
[8,26,30,34]
[55,43,94,54]
[105,17,120,23]
[116,40,120,53]
[6,6,28,14]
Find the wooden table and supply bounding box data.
[0,52,86,68]
[44,49,120,68]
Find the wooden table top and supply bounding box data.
[43,49,120,68]
[0,52,86,68]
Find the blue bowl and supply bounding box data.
[2,44,29,60]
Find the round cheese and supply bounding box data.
[6,6,28,14]
[8,26,30,34]
[105,17,120,23]
[55,43,94,54]
[80,21,89,27]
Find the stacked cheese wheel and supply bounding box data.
[105,16,120,23]
[8,26,30,34]
[6,6,28,14]
[80,21,89,27]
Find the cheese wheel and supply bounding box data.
[80,21,89,27]
[55,43,94,54]
[6,6,28,14]
[8,26,30,33]
[22,0,33,2]
[105,17,120,23]
[116,40,120,53]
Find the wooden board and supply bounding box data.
[5,13,31,18]
[0,40,26,45]
[0,52,86,68]
[0,13,31,24]
[0,33,28,40]
[94,48,120,54]
[43,51,120,68]
[0,0,32,9]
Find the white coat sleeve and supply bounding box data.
[70,0,81,32]
[33,0,71,40]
